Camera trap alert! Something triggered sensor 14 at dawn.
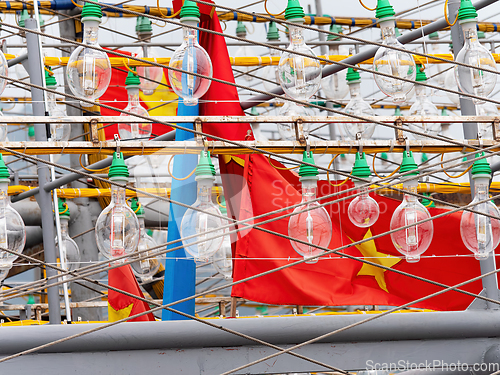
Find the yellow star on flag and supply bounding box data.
[108,302,134,322]
[350,229,401,293]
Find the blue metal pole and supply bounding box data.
[162,101,198,321]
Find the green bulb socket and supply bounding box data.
[457,0,478,22]
[28,126,35,138]
[266,21,280,41]
[0,153,10,181]
[180,0,200,21]
[400,150,419,177]
[125,69,141,88]
[471,152,491,178]
[346,67,361,83]
[195,150,216,179]
[219,195,227,215]
[375,0,395,20]
[415,64,427,82]
[130,197,144,217]
[250,107,258,116]
[421,193,435,208]
[236,21,246,36]
[285,0,305,21]
[351,152,371,179]
[421,153,428,163]
[108,152,129,181]
[136,16,153,33]
[81,2,103,23]
[327,24,343,41]
[19,9,29,28]
[45,67,57,87]
[477,30,486,39]
[394,107,402,116]
[58,198,70,218]
[428,31,439,40]
[298,151,318,180]
[381,152,389,160]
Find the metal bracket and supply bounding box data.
[294,118,307,146]
[194,118,206,147]
[493,118,500,141]
[90,118,99,144]
[114,134,121,155]
[394,118,405,142]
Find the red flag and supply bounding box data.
[108,265,156,322]
[231,154,487,311]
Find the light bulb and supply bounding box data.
[95,153,140,262]
[321,27,349,101]
[213,231,232,280]
[118,72,152,140]
[444,69,461,106]
[180,151,224,261]
[0,112,7,143]
[454,20,497,104]
[277,101,312,140]
[130,213,160,282]
[262,47,281,93]
[168,9,213,106]
[235,21,256,83]
[427,32,448,89]
[460,169,500,260]
[408,83,441,140]
[390,173,433,262]
[66,6,111,107]
[0,164,26,271]
[289,152,332,263]
[342,69,376,140]
[278,23,321,101]
[134,16,163,95]
[476,101,498,139]
[373,19,416,103]
[45,71,71,142]
[55,215,80,272]
[348,183,380,228]
[0,268,8,282]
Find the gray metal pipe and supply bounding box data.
[0,310,498,354]
[26,18,61,325]
[11,129,176,203]
[240,0,499,110]
[7,53,28,68]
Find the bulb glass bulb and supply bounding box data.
[373,20,416,103]
[0,268,8,282]
[67,20,111,106]
[408,84,441,139]
[180,178,224,261]
[0,50,7,96]
[278,24,321,101]
[95,181,140,262]
[476,101,498,139]
[235,45,256,82]
[55,218,80,272]
[390,178,433,262]
[262,47,281,93]
[348,185,380,228]
[0,182,26,271]
[134,46,163,95]
[342,82,376,139]
[47,90,71,142]
[454,21,497,104]
[0,112,7,143]
[321,45,348,100]
[117,87,152,140]
[288,179,332,263]
[213,230,233,280]
[460,177,500,260]
[444,69,460,106]
[130,217,160,281]
[169,22,213,106]
[277,102,312,140]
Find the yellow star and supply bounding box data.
[108,302,134,322]
[350,229,401,293]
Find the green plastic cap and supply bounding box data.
[400,150,419,177]
[421,193,435,207]
[81,1,103,22]
[429,31,439,40]
[19,9,29,28]
[477,30,485,39]
[394,107,401,116]
[195,150,216,177]
[376,0,395,20]
[415,65,427,82]
[381,152,389,161]
[351,152,371,178]
[327,24,343,41]
[236,21,246,36]
[219,195,227,215]
[131,197,144,217]
[45,67,57,87]
[58,198,70,218]
[125,69,141,87]
[108,152,129,180]
[251,107,258,116]
[471,152,491,177]
[441,108,448,116]
[458,0,478,21]
[267,21,280,41]
[28,126,35,138]
[421,153,428,163]
[38,12,44,27]
[395,27,401,37]
[136,16,153,33]
[284,0,305,21]
[298,151,318,179]
[346,67,361,83]
[0,154,10,180]
[180,0,200,20]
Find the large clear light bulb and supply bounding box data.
[129,199,160,282]
[444,68,461,106]
[427,32,448,89]
[390,155,433,262]
[408,67,441,140]
[341,68,376,140]
[55,202,80,273]
[262,21,282,93]
[95,152,140,262]
[321,25,349,101]
[278,16,321,101]
[454,16,497,103]
[180,151,224,261]
[45,69,71,142]
[476,101,498,139]
[277,101,313,140]
[0,155,26,271]
[348,153,379,228]
[234,21,256,83]
[168,2,212,106]
[212,198,233,280]
[117,71,152,140]
[373,7,416,103]
[66,4,112,107]
[460,156,500,259]
[0,112,7,143]
[288,152,332,263]
[135,16,163,96]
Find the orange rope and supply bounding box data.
[440,153,473,178]
[264,0,286,16]
[167,156,197,181]
[327,155,350,187]
[372,153,400,179]
[267,155,299,171]
[444,0,459,27]
[79,154,109,173]
[70,0,83,8]
[157,0,182,18]
[359,0,377,11]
